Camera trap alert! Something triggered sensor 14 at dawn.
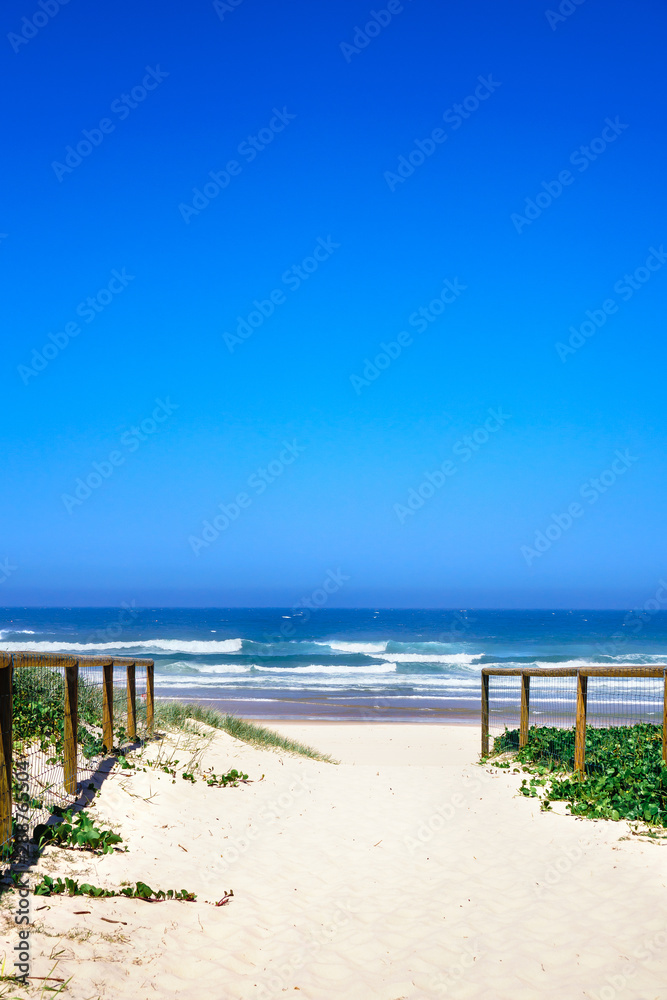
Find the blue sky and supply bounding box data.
[1,0,666,607]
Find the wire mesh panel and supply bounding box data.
[586,673,664,728]
[76,658,150,786]
[483,666,666,775]
[11,653,80,851]
[76,658,113,788]
[487,672,522,748]
[582,670,664,776]
[2,654,155,856]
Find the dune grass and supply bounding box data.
[154,700,336,762]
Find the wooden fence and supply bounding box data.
[481,665,667,772]
[0,653,155,845]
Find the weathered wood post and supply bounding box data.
[126,662,137,741]
[481,670,489,756]
[0,655,13,846]
[520,672,530,748]
[146,661,154,734]
[102,661,114,752]
[64,661,79,794]
[110,658,137,742]
[574,671,588,775]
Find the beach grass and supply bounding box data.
[154,700,336,762]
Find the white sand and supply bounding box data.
[1,722,665,999]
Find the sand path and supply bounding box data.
[0,723,664,999]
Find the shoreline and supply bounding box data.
[154,692,481,724]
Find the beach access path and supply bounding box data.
[1,723,665,999]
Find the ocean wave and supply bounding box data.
[384,640,468,654]
[315,641,388,654]
[153,671,481,690]
[252,662,397,675]
[371,652,480,665]
[0,638,243,654]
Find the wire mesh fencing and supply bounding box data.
[2,653,155,859]
[482,666,667,775]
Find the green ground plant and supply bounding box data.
[34,876,195,901]
[33,809,122,854]
[204,768,249,786]
[491,723,667,825]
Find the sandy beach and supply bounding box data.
[1,721,665,999]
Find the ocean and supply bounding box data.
[1,607,666,721]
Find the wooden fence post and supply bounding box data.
[126,662,136,741]
[146,663,154,734]
[0,658,13,846]
[64,663,78,795]
[481,671,489,756]
[520,673,530,748]
[102,662,114,752]
[574,671,588,775]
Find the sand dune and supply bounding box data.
[1,722,665,999]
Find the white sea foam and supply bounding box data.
[0,638,243,654]
[252,663,397,675]
[152,669,481,690]
[196,663,249,674]
[315,641,388,654]
[370,652,480,665]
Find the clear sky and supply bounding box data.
[1,0,666,608]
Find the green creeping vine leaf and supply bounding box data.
[33,876,196,901]
[206,769,249,787]
[34,809,123,854]
[492,723,667,826]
